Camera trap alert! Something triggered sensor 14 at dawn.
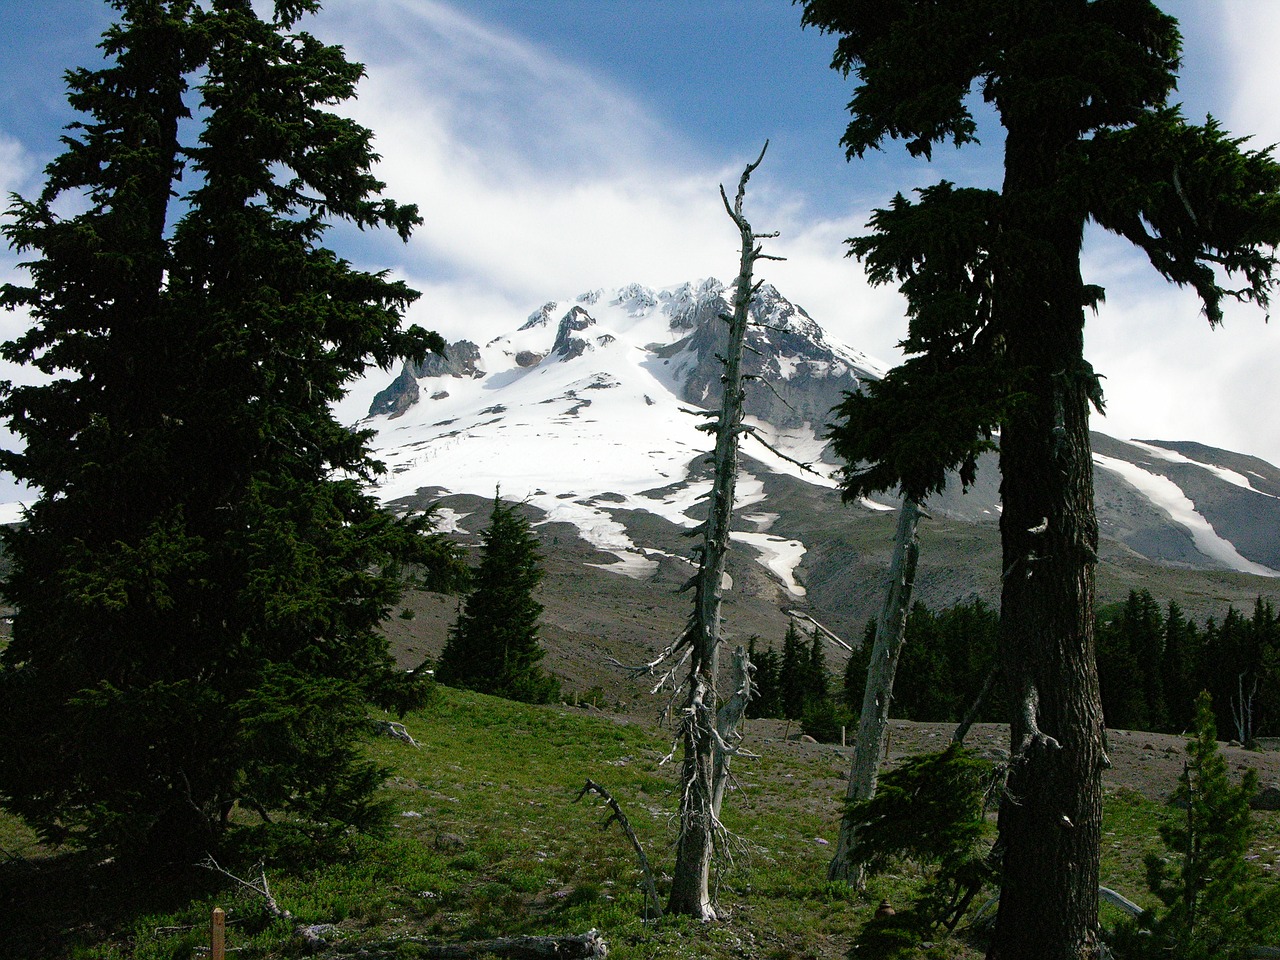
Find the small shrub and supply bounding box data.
[800,698,852,744]
[1112,692,1280,959]
[843,745,998,932]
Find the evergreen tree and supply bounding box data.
[437,494,557,704]
[895,599,1002,723]
[799,2,1280,954]
[0,0,459,861]
[1119,692,1280,960]
[801,627,845,742]
[1162,601,1200,733]
[746,638,782,719]
[843,618,876,712]
[805,627,831,707]
[778,620,809,720]
[894,602,947,720]
[1200,599,1280,744]
[842,746,998,934]
[1098,591,1167,732]
[938,598,1003,724]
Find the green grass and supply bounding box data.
[3,688,1277,959]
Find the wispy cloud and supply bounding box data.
[0,132,36,200]
[311,0,899,357]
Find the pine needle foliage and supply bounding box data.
[0,0,461,862]
[436,494,558,704]
[843,745,998,933]
[797,2,1280,951]
[1114,692,1280,960]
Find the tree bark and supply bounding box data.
[712,644,752,820]
[987,123,1107,960]
[828,497,921,884]
[668,143,778,919]
[665,144,773,926]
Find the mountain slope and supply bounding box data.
[359,280,879,586]
[357,279,1280,594]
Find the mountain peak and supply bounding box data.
[552,305,598,360]
[356,280,1279,587]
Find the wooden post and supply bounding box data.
[212,907,225,960]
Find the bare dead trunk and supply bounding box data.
[712,644,752,819]
[828,496,922,883]
[347,930,609,959]
[667,143,780,919]
[953,665,999,746]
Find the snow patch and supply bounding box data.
[1124,440,1279,500]
[731,532,807,597]
[432,508,471,534]
[1093,453,1279,577]
[744,512,778,532]
[860,496,896,513]
[585,550,659,579]
[740,417,838,486]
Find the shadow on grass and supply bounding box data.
[0,849,223,959]
[848,910,987,960]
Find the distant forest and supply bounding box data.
[750,592,1280,743]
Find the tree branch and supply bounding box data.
[574,779,663,919]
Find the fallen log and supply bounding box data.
[330,929,608,958]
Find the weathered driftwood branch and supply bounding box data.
[952,664,999,746]
[574,779,663,919]
[374,720,420,747]
[739,425,821,475]
[198,856,340,950]
[332,929,609,959]
[786,611,854,653]
[199,856,293,922]
[711,645,754,820]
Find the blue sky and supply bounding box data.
[2,1,1280,487]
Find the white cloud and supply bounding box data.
[308,0,912,426]
[0,132,36,199]
[1217,1,1280,147]
[312,0,736,297]
[309,0,906,352]
[1077,4,1280,465]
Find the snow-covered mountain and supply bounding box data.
[356,280,1280,588]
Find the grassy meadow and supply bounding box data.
[3,685,1278,959]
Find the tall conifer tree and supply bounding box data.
[0,0,457,860]
[798,2,1280,956]
[779,620,808,720]
[436,494,556,704]
[1124,692,1280,959]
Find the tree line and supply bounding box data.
[748,592,1280,746]
[746,621,844,740]
[1097,591,1280,743]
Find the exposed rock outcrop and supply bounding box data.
[553,306,596,360]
